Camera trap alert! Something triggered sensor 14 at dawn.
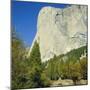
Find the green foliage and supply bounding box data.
[45,55,59,80]
[45,46,87,84]
[12,34,50,89]
[25,41,50,88]
[66,46,87,61]
[29,41,41,66]
[26,41,42,88]
[12,29,26,89]
[69,62,81,84]
[80,57,87,79]
[40,71,51,87]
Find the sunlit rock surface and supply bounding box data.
[28,5,87,62]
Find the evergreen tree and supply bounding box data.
[29,41,41,66]
[27,41,50,88]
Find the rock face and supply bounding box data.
[28,5,87,62]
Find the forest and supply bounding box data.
[12,29,87,89]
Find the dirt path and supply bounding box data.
[50,79,87,87]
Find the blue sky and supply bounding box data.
[12,1,70,47]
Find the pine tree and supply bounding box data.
[29,41,41,66]
[27,41,43,88]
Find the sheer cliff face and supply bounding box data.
[28,5,88,62]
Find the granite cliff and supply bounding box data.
[28,5,87,62]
